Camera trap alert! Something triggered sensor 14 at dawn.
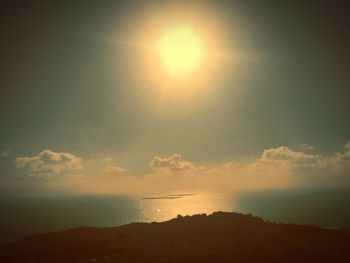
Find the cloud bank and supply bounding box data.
[14,150,83,177]
[149,154,196,175]
[3,141,350,196]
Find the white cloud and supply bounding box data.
[320,141,350,173]
[147,146,323,179]
[261,146,319,162]
[149,153,196,174]
[145,141,350,191]
[260,146,322,170]
[7,141,350,195]
[345,141,350,150]
[14,149,83,177]
[222,162,241,170]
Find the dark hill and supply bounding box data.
[1,212,350,262]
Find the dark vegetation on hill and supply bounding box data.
[1,212,350,262]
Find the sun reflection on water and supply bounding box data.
[137,193,236,222]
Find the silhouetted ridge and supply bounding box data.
[1,212,350,262]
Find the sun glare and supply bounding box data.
[130,9,229,115]
[158,27,204,75]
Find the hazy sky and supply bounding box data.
[1,1,350,196]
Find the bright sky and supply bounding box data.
[1,1,350,196]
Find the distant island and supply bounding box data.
[1,212,350,262]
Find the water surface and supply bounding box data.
[1,189,349,244]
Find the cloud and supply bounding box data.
[261,146,318,162]
[14,149,83,177]
[147,146,323,179]
[149,153,196,174]
[260,146,321,169]
[346,141,350,150]
[101,165,126,174]
[223,142,350,178]
[222,162,241,170]
[320,141,350,173]
[6,141,350,196]
[144,141,350,191]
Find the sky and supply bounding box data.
[1,0,350,196]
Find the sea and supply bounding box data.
[1,189,350,244]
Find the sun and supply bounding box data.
[158,26,204,76]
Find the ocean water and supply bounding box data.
[0,189,350,244]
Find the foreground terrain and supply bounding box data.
[1,212,350,262]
